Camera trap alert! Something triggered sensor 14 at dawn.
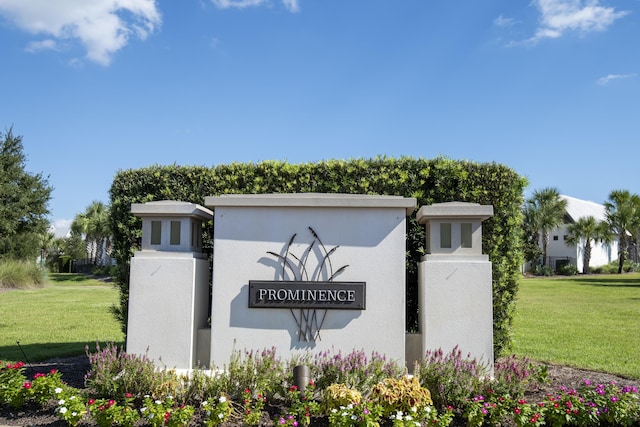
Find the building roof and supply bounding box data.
[560,194,607,223]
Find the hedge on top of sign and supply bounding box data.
[108,156,527,358]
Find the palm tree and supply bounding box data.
[604,190,640,273]
[565,216,611,274]
[525,187,568,266]
[71,201,111,266]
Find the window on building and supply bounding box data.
[170,221,181,245]
[553,235,558,241]
[440,223,452,248]
[461,223,472,248]
[151,221,161,245]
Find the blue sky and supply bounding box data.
[0,0,638,234]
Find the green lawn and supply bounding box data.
[513,272,640,379]
[0,273,124,362]
[2,272,639,380]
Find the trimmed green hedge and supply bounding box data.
[109,157,526,357]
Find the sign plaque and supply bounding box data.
[249,280,366,310]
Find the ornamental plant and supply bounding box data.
[313,349,404,393]
[322,383,362,411]
[242,388,266,425]
[85,342,178,400]
[285,382,321,426]
[29,369,67,405]
[327,401,383,427]
[88,394,140,427]
[371,376,432,416]
[414,346,486,411]
[54,387,87,427]
[0,361,28,408]
[579,381,640,425]
[201,394,233,426]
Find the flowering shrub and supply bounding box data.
[327,402,383,427]
[0,361,28,408]
[414,346,486,411]
[85,342,178,400]
[313,349,404,393]
[54,387,87,427]
[25,369,66,405]
[3,349,640,427]
[242,388,266,425]
[140,395,194,427]
[286,383,320,426]
[201,394,233,426]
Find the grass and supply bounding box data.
[513,272,640,380]
[0,273,124,362]
[0,259,45,289]
[2,270,639,380]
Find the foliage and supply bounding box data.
[565,215,611,274]
[322,383,362,409]
[201,394,233,426]
[88,395,140,427]
[3,346,640,427]
[285,382,320,426]
[54,387,87,426]
[523,187,567,267]
[0,258,44,289]
[109,157,527,356]
[557,263,578,276]
[72,201,112,266]
[85,342,177,401]
[531,265,554,276]
[312,349,405,393]
[605,189,640,274]
[370,376,432,416]
[326,401,383,427]
[414,346,487,411]
[241,388,266,425]
[0,127,53,260]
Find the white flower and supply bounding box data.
[72,412,77,416]
[396,411,404,417]
[58,399,66,405]
[58,407,68,414]
[218,413,224,419]
[331,409,337,413]
[219,395,227,403]
[351,415,357,420]
[140,407,147,413]
[54,387,63,394]
[155,400,162,405]
[425,406,432,413]
[405,415,413,421]
[411,406,417,412]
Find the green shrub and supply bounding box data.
[109,157,526,358]
[557,263,578,276]
[84,342,178,401]
[0,259,44,289]
[532,265,554,276]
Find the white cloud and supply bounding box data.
[0,0,161,66]
[210,0,299,12]
[528,0,629,43]
[25,39,59,52]
[597,73,637,85]
[494,14,516,27]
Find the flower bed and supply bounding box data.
[1,345,639,426]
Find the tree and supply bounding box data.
[604,190,640,274]
[565,216,611,274]
[71,201,111,265]
[524,187,568,266]
[0,128,53,259]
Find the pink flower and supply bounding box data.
[23,382,31,389]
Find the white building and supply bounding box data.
[545,195,618,272]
